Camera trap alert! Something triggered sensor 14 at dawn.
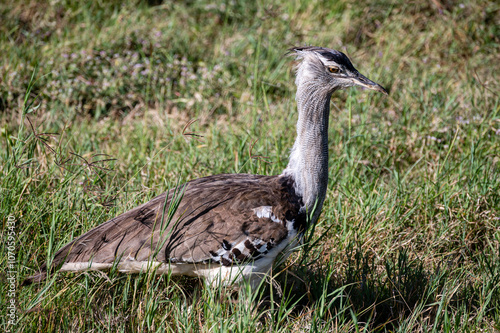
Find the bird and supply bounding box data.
[24,46,387,288]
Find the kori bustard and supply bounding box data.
[25,46,387,287]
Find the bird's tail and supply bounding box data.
[22,266,47,286]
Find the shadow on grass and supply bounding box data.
[274,245,499,331]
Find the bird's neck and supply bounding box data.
[283,83,332,223]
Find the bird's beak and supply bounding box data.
[351,73,388,95]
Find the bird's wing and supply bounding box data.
[45,174,304,272]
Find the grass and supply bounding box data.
[1,0,499,331]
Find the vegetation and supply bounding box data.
[1,0,499,331]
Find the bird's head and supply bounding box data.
[289,46,388,96]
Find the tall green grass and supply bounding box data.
[1,0,499,331]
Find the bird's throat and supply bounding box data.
[283,85,332,223]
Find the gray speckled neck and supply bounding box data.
[283,80,333,224]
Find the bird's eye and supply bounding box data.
[327,66,340,73]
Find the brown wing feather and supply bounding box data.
[25,174,304,283]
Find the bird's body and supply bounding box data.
[50,174,304,287]
[25,46,387,287]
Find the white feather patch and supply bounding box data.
[252,206,281,223]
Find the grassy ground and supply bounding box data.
[1,0,499,331]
